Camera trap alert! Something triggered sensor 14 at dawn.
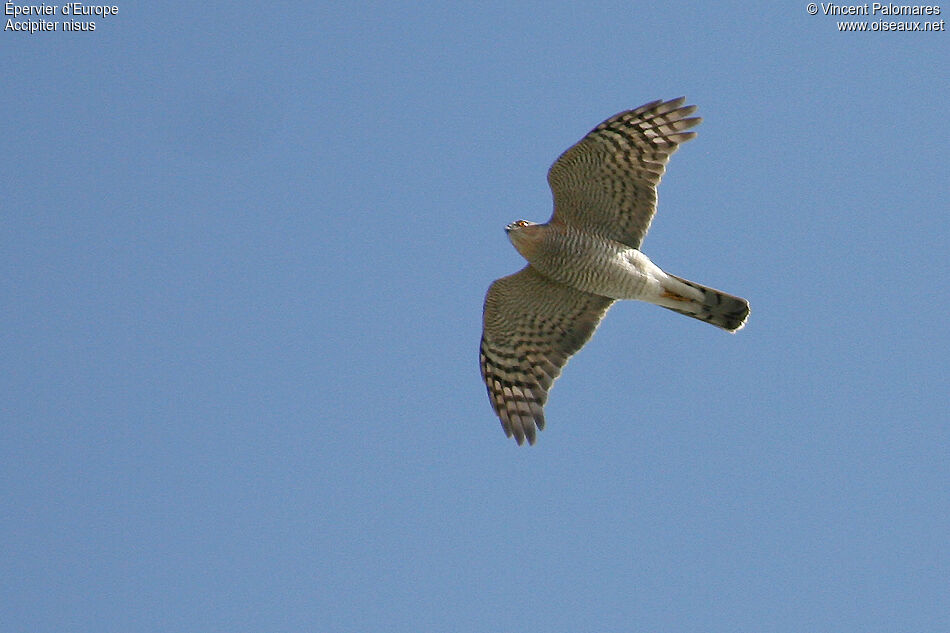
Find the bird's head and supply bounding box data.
[505,220,544,259]
[505,219,538,232]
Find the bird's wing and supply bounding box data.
[480,266,614,445]
[547,97,700,249]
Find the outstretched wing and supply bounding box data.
[547,97,701,249]
[480,266,614,445]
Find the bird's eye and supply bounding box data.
[517,220,529,227]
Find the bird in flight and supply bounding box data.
[480,97,749,445]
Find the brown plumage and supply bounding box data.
[480,98,749,445]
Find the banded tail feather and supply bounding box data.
[658,274,749,332]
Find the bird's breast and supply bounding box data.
[526,228,654,300]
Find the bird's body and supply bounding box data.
[508,222,656,300]
[508,221,749,328]
[480,98,749,445]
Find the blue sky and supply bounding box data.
[3,2,948,632]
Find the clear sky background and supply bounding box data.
[3,2,948,632]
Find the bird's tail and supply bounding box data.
[657,274,749,332]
